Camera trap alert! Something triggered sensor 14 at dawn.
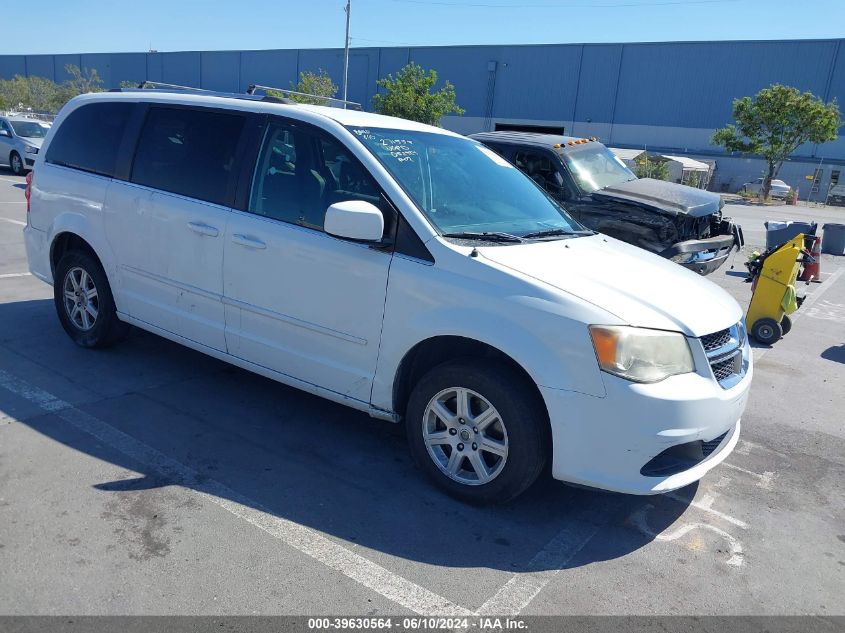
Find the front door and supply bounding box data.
[223,119,393,402]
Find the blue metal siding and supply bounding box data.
[410,46,502,117]
[1,39,843,159]
[239,49,298,93]
[201,51,240,93]
[24,55,55,80]
[54,55,81,83]
[492,45,582,120]
[160,51,201,88]
[574,44,623,124]
[109,53,148,87]
[0,55,26,79]
[614,40,839,128]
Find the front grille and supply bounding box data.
[702,431,729,457]
[700,322,746,388]
[711,353,741,382]
[701,328,731,352]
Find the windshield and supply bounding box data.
[10,121,50,138]
[348,127,583,239]
[562,144,636,194]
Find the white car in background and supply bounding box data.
[740,177,791,198]
[24,90,752,503]
[0,115,51,175]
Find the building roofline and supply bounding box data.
[8,37,844,58]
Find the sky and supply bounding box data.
[4,0,845,55]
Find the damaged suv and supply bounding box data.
[472,132,744,275]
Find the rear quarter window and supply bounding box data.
[46,102,134,177]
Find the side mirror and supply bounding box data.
[0,130,10,138]
[324,200,384,242]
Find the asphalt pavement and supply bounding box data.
[0,173,843,616]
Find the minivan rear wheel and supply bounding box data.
[54,250,129,348]
[9,152,24,176]
[405,359,547,504]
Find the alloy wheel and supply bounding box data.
[62,267,99,331]
[422,387,509,486]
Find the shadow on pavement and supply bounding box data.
[821,344,845,364]
[0,298,692,573]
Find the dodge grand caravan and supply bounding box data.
[24,89,752,503]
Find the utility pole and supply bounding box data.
[342,0,351,108]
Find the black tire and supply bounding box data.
[780,315,792,335]
[750,317,782,345]
[54,250,129,348]
[9,151,24,176]
[405,359,547,504]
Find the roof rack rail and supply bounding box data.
[246,84,362,110]
[136,81,213,91]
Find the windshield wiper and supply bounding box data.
[521,228,594,239]
[441,231,524,243]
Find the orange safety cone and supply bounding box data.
[799,235,822,283]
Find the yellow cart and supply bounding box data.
[745,233,811,345]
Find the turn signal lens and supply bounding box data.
[589,325,695,383]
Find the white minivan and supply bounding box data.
[24,90,752,503]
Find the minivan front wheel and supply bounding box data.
[406,359,547,504]
[54,251,129,348]
[9,152,24,176]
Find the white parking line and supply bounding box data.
[0,272,31,279]
[0,369,472,616]
[666,491,748,529]
[476,522,600,615]
[0,201,26,204]
[722,462,775,489]
[0,217,26,226]
[629,505,744,567]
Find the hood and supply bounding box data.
[17,136,43,149]
[478,234,741,337]
[592,178,721,217]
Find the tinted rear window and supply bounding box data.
[46,102,134,177]
[130,106,245,206]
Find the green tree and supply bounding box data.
[288,69,338,105]
[633,156,671,181]
[62,64,104,96]
[712,84,841,199]
[0,75,65,113]
[372,63,464,126]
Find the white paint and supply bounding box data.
[0,201,26,204]
[0,217,26,226]
[734,438,789,459]
[0,369,471,616]
[476,522,601,616]
[722,462,776,490]
[0,272,31,279]
[804,300,845,323]
[629,505,744,567]
[666,491,748,529]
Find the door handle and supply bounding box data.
[232,234,267,250]
[188,221,219,237]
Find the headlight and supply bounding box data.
[24,145,38,154]
[589,325,694,383]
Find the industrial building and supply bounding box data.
[2,38,844,198]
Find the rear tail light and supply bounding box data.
[25,171,32,214]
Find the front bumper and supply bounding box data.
[661,222,744,276]
[540,349,752,495]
